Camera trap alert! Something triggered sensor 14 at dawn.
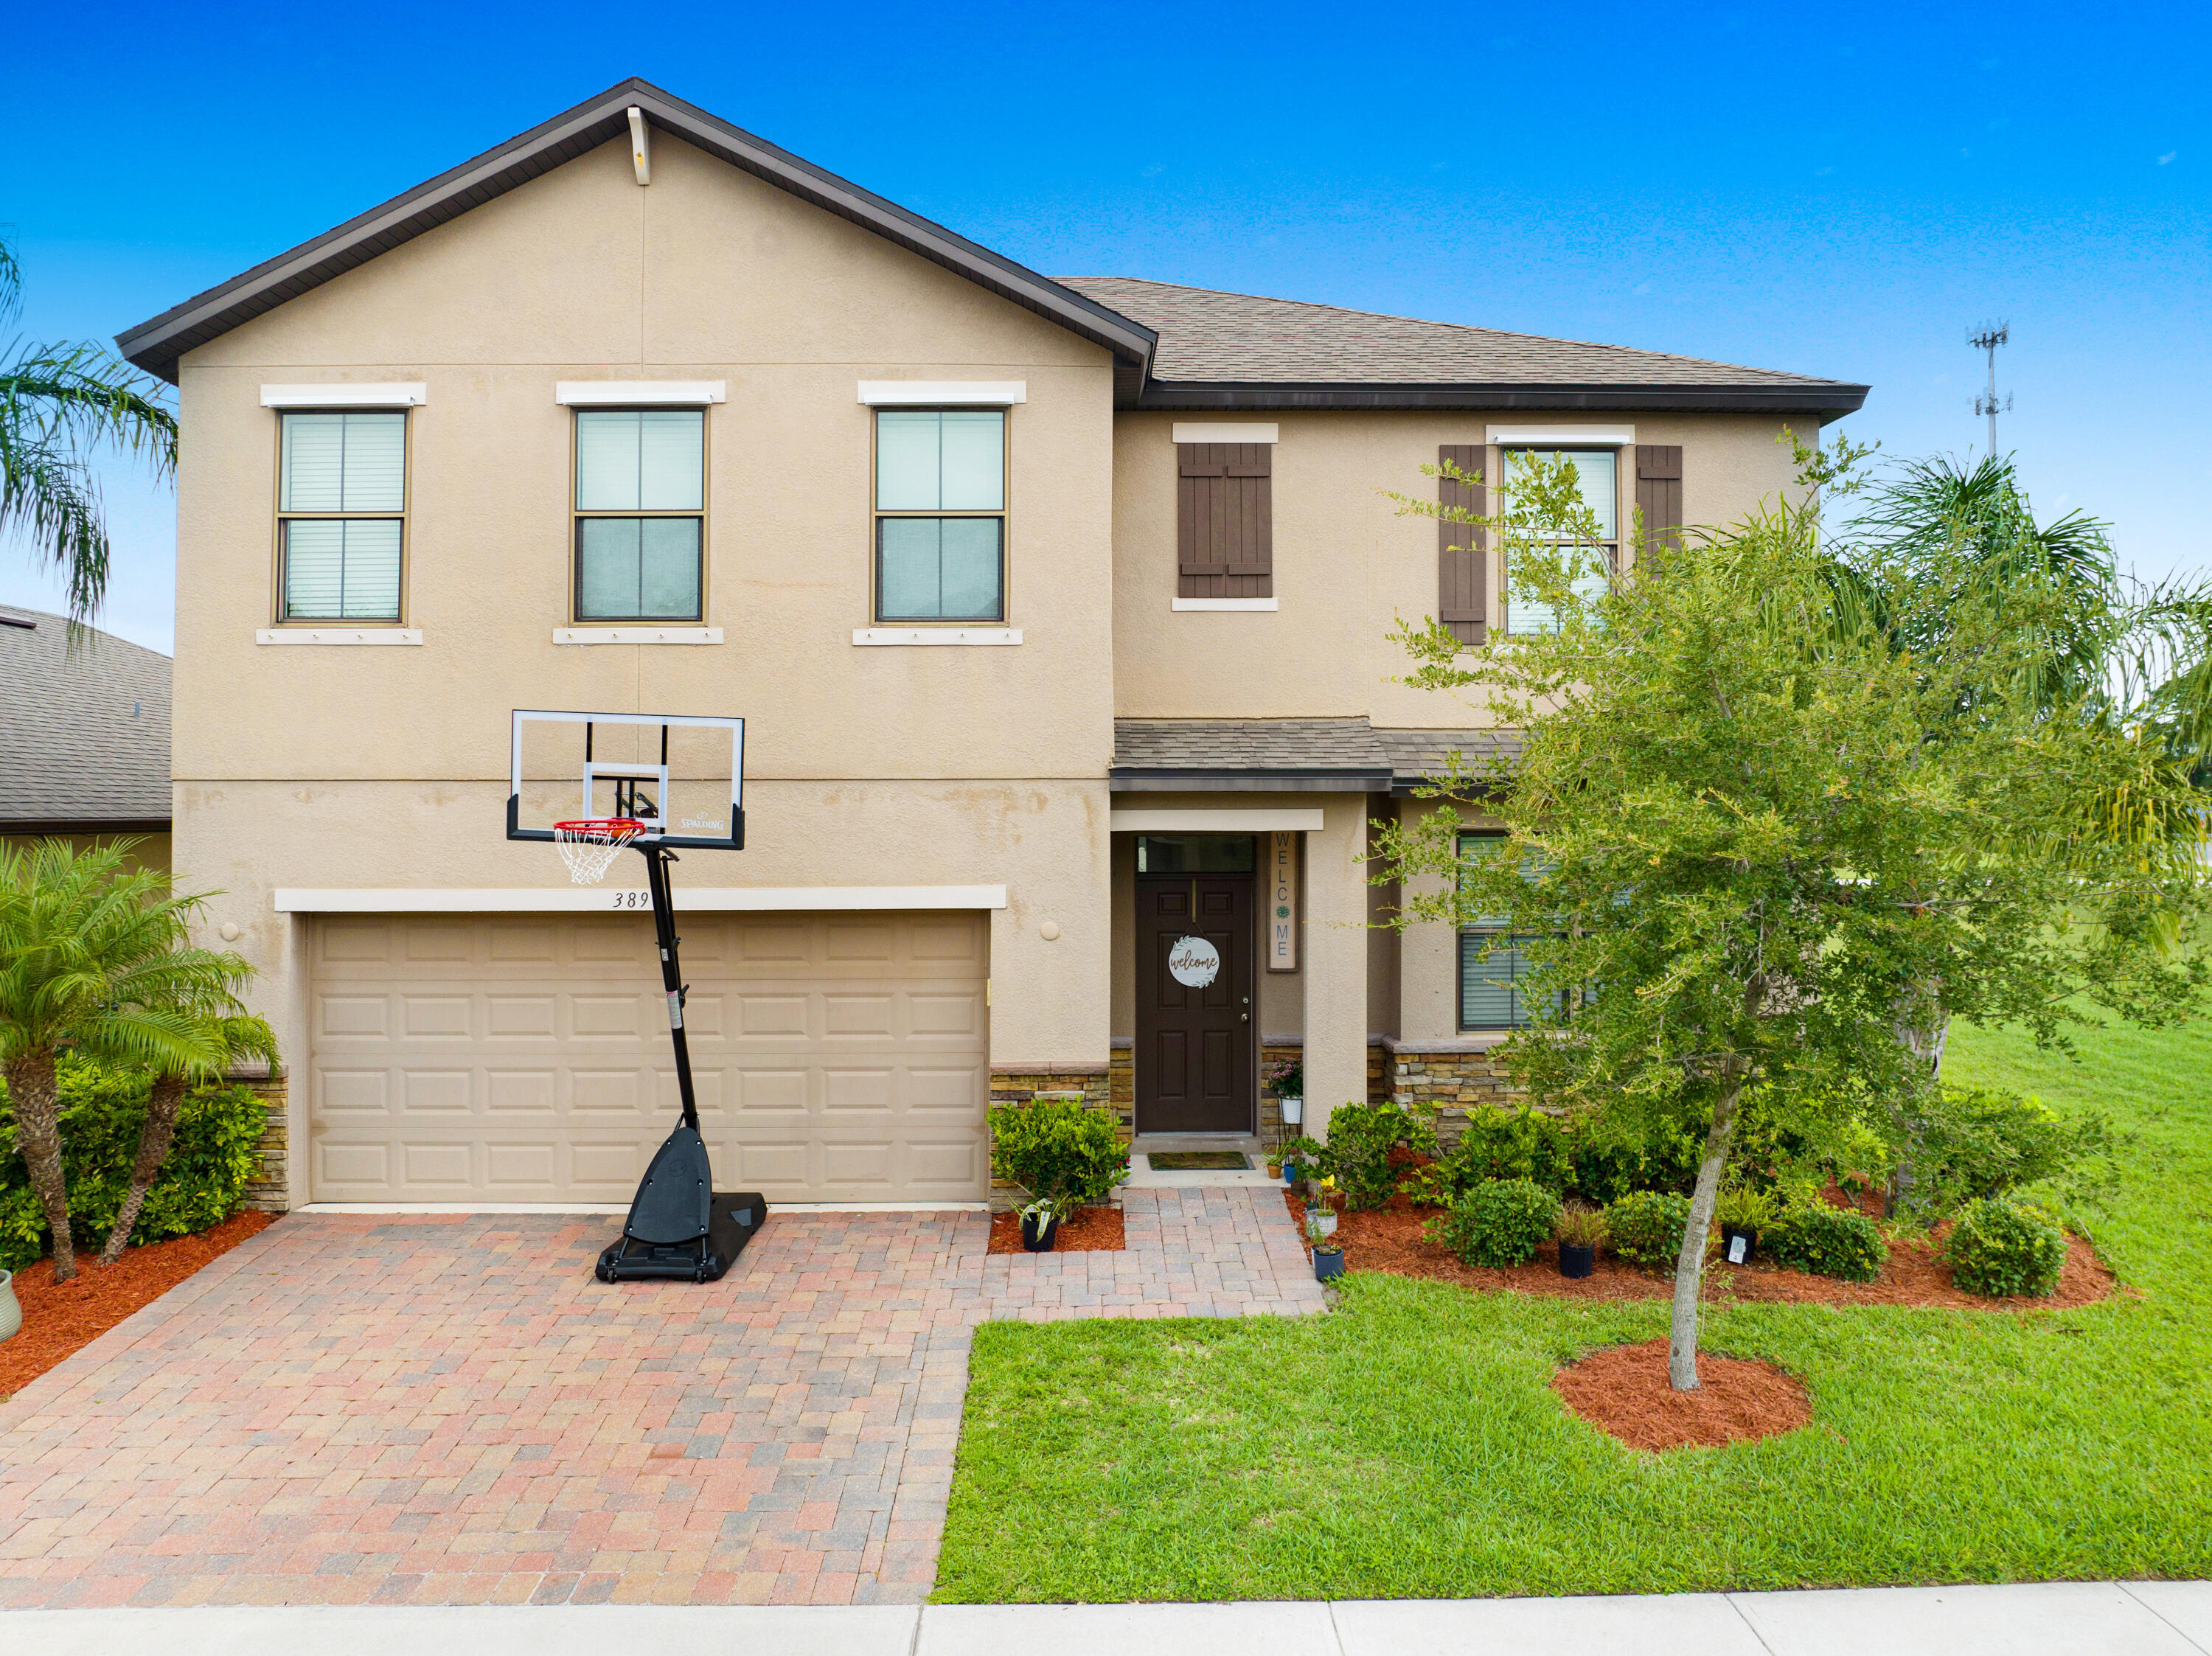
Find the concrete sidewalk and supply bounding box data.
[4,1581,2208,1655]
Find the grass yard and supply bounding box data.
[936,1017,2212,1601]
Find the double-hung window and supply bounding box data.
[278,412,406,620]
[1456,830,1562,1030]
[1503,447,1617,636]
[574,410,705,622]
[874,409,1005,622]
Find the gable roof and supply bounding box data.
[114,77,1158,395]
[1061,279,1867,415]
[0,605,173,831]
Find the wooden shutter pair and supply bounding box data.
[1436,444,1485,644]
[1635,445,1683,557]
[1178,443,1272,597]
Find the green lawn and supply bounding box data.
[936,1017,2212,1601]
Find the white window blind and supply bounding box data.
[1505,448,1616,636]
[281,412,405,512]
[876,411,1004,511]
[279,412,405,622]
[575,410,703,510]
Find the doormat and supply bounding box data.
[1147,1152,1251,1170]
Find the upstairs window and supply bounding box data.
[874,409,1005,622]
[574,409,705,622]
[278,411,406,620]
[1503,447,1615,635]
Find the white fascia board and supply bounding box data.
[857,381,1027,406]
[552,627,723,644]
[257,628,422,645]
[1486,425,1636,445]
[1171,596,1278,612]
[852,627,1022,646]
[1171,422,1279,444]
[260,383,425,408]
[1109,809,1325,832]
[556,381,726,406]
[275,886,1010,914]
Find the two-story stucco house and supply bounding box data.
[116,78,1866,1211]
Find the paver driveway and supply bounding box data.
[0,1189,1321,1610]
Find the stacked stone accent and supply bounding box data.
[1387,1045,1521,1147]
[237,1071,290,1212]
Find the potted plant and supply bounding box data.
[1018,1196,1063,1253]
[1714,1187,1780,1265]
[1312,1175,1340,1236]
[0,1268,18,1343]
[1280,1135,1324,1191]
[1306,1208,1344,1281]
[1554,1201,1606,1280]
[1266,1056,1305,1127]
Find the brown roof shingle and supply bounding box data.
[0,606,173,828]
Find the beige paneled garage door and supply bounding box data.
[307,911,989,1203]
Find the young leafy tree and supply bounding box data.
[1377,453,2205,1389]
[0,841,250,1281]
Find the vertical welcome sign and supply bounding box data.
[1267,830,1298,972]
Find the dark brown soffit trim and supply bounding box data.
[116,78,1158,385]
[1130,380,1871,416]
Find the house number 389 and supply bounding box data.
[609,891,652,909]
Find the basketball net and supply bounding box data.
[553,818,642,885]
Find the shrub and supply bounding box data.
[987,1099,1128,1208]
[1892,1085,2118,1221]
[1945,1196,2067,1298]
[1447,1107,1573,1197]
[1766,1202,1886,1282]
[1554,1201,1607,1250]
[1398,1162,1453,1208]
[1429,1177,1557,1267]
[0,1058,268,1273]
[1319,1102,1432,1210]
[1604,1190,1693,1267]
[1713,1186,1781,1235]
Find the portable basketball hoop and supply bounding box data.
[552,818,642,886]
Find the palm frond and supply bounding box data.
[0,420,111,620]
[0,339,178,478]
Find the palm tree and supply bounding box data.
[97,1006,276,1267]
[0,237,177,622]
[0,841,249,1281]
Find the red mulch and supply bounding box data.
[0,1212,276,1402]
[1283,1189,2114,1311]
[986,1204,1127,1255]
[1553,1337,1812,1451]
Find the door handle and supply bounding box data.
[1240,1012,1249,1020]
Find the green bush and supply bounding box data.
[1766,1202,1887,1282]
[1892,1085,2118,1221]
[1318,1102,1432,1210]
[0,1057,268,1273]
[1604,1189,1692,1267]
[1429,1177,1557,1267]
[1713,1186,1781,1236]
[987,1099,1129,1209]
[1945,1196,2067,1298]
[1445,1107,1573,1197]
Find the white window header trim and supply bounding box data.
[1171,597,1279,612]
[557,381,726,406]
[261,383,425,408]
[552,627,723,645]
[1171,422,1279,444]
[1486,425,1636,445]
[257,629,422,645]
[1110,809,1325,832]
[858,381,1028,406]
[853,627,1022,647]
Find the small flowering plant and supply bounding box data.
[1263,1056,1304,1098]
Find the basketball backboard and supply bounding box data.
[507,709,745,851]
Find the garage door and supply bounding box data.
[307,910,990,1203]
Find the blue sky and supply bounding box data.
[4,0,2203,653]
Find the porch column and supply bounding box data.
[1304,796,1371,1141]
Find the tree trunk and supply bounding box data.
[3,1049,77,1284]
[1886,983,1950,1217]
[1668,1069,1745,1391]
[99,1072,189,1267]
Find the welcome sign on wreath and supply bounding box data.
[1167,934,1222,988]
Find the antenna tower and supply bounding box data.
[1970,322,2012,459]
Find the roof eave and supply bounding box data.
[1126,380,1871,417]
[116,78,1157,385]
[1108,767,1394,793]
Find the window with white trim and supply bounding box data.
[874,409,1005,622]
[1456,831,1565,1029]
[574,409,705,622]
[1503,447,1616,636]
[277,411,406,621]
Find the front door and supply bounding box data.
[1135,875,1255,1133]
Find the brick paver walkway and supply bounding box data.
[0,1187,1321,1610]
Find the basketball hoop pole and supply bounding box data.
[636,841,700,1133]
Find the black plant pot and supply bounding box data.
[1020,1213,1060,1253]
[1720,1225,1757,1265]
[1558,1241,1596,1279]
[1313,1245,1345,1282]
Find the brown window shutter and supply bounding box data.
[1178,442,1273,596]
[1635,445,1683,557]
[1438,443,1485,644]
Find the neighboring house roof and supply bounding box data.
[0,605,173,832]
[116,80,1865,420]
[1060,278,1868,416]
[1112,718,1512,795]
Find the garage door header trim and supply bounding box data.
[276,885,1009,913]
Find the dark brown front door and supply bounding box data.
[1135,876,1255,1133]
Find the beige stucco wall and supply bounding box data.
[1110,411,1814,724]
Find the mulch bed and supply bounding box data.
[1553,1337,1812,1451]
[0,1211,276,1402]
[986,1204,1127,1255]
[1284,1189,2115,1312]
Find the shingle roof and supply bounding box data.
[0,606,173,828]
[1060,278,1867,415]
[1111,718,1514,793]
